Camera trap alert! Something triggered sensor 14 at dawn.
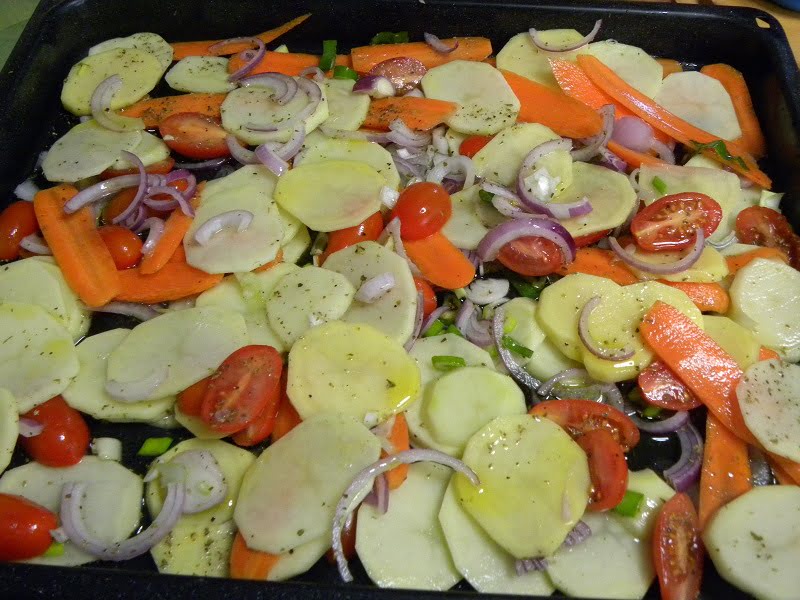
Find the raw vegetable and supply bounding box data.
[229,533,328,581]
[582,40,664,98]
[659,281,729,314]
[631,192,722,252]
[440,186,492,250]
[403,232,476,290]
[703,316,760,370]
[0,390,18,473]
[623,245,729,284]
[557,248,638,286]
[0,201,38,260]
[725,247,788,274]
[606,140,666,170]
[362,97,458,131]
[139,206,195,275]
[299,137,399,191]
[158,113,230,159]
[735,206,800,270]
[89,32,173,71]
[165,57,236,93]
[323,78,370,131]
[390,182,452,241]
[496,29,586,89]
[0,494,59,561]
[611,469,675,539]
[138,437,173,456]
[120,93,227,128]
[472,122,562,186]
[652,493,703,600]
[226,51,350,77]
[350,37,492,72]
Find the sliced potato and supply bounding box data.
[0,389,18,473]
[174,406,226,440]
[281,225,311,265]
[626,245,729,283]
[107,130,170,170]
[323,78,370,131]
[472,122,561,186]
[264,536,330,581]
[496,30,585,89]
[88,32,173,71]
[581,40,663,98]
[165,56,236,93]
[610,469,674,539]
[703,315,760,370]
[441,185,491,250]
[297,136,400,190]
[235,262,300,307]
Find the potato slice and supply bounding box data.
[703,315,760,370]
[297,136,400,190]
[165,56,236,93]
[0,389,18,473]
[626,246,729,283]
[89,32,173,72]
[323,78,370,131]
[441,185,491,250]
[581,40,663,98]
[107,131,170,170]
[496,30,585,89]
[472,122,561,186]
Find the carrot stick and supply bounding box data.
[253,249,284,273]
[229,532,281,580]
[34,185,121,307]
[383,413,410,490]
[765,452,800,486]
[656,281,730,314]
[725,247,788,275]
[120,93,226,128]
[701,64,767,158]
[758,346,781,362]
[350,37,492,73]
[171,14,311,60]
[272,390,301,442]
[607,140,667,170]
[500,70,603,139]
[766,455,796,486]
[577,55,771,189]
[657,58,683,78]
[228,51,350,77]
[362,97,458,131]
[698,414,752,529]
[403,232,476,290]
[557,248,639,286]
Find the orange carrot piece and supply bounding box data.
[350,37,492,73]
[362,97,458,131]
[34,185,121,307]
[228,51,350,77]
[253,249,284,273]
[698,414,752,529]
[557,248,639,286]
[229,532,281,580]
[766,455,797,486]
[657,58,683,78]
[483,57,496,67]
[501,70,603,139]
[383,413,410,490]
[765,453,800,486]
[120,93,226,128]
[656,281,730,314]
[272,391,301,442]
[607,140,667,170]
[403,232,476,290]
[758,346,781,361]
[701,64,767,158]
[171,14,311,60]
[725,247,788,275]
[577,55,771,189]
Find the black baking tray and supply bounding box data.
[0,0,799,598]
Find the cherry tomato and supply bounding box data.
[631,192,722,252]
[98,225,143,270]
[200,345,284,434]
[638,360,701,411]
[100,157,176,179]
[0,201,38,261]
[497,236,564,277]
[389,182,452,241]
[271,388,302,442]
[320,212,384,264]
[0,493,58,561]
[231,371,286,447]
[158,112,230,159]
[573,229,611,248]
[177,376,211,417]
[735,206,800,269]
[368,57,426,94]
[20,396,89,467]
[413,276,437,317]
[575,429,628,512]
[529,399,640,452]
[653,493,703,600]
[458,135,494,158]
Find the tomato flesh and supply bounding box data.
[177,377,211,417]
[573,229,611,248]
[653,493,703,600]
[20,396,90,467]
[458,135,493,158]
[200,345,284,434]
[0,494,59,561]
[320,211,384,264]
[0,201,38,261]
[413,276,437,317]
[231,371,286,447]
[575,428,628,512]
[389,182,452,241]
[497,236,564,277]
[631,193,722,251]
[529,399,640,452]
[638,360,701,411]
[98,225,143,270]
[158,112,230,159]
[735,206,800,269]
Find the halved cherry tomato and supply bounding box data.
[158,112,230,160]
[177,376,211,417]
[200,345,283,434]
[735,206,800,269]
[271,388,302,442]
[368,57,426,94]
[529,399,640,452]
[638,360,701,411]
[497,236,564,277]
[413,276,437,317]
[20,396,89,467]
[319,211,384,264]
[389,182,452,241]
[575,428,628,512]
[103,188,138,224]
[0,494,58,561]
[100,157,176,179]
[573,229,611,248]
[458,135,493,158]
[98,225,143,270]
[631,192,722,252]
[0,201,38,261]
[231,371,286,447]
[653,493,703,600]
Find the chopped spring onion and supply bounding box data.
[511,278,547,300]
[641,405,662,419]
[423,319,446,337]
[651,176,667,195]
[501,335,533,359]
[691,139,748,170]
[333,65,358,80]
[431,355,467,371]
[320,39,338,71]
[612,490,645,517]
[454,288,467,300]
[446,324,463,337]
[478,189,495,203]
[137,437,173,457]
[503,316,517,334]
[370,31,410,45]
[91,437,122,461]
[43,542,65,558]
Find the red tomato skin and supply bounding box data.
[413,277,437,317]
[529,399,640,452]
[735,206,800,269]
[158,112,230,160]
[390,183,452,241]
[200,345,284,434]
[497,236,564,277]
[19,396,89,467]
[573,229,611,248]
[177,377,211,417]
[98,225,144,270]
[576,429,629,512]
[320,212,384,264]
[458,136,493,158]
[638,360,701,411]
[631,192,722,252]
[653,493,703,600]
[0,494,59,561]
[231,370,286,447]
[0,201,38,261]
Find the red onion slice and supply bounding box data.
[516,557,548,575]
[110,151,148,224]
[64,173,160,214]
[294,77,323,122]
[465,278,510,306]
[629,408,690,434]
[194,210,254,246]
[353,75,396,99]
[369,57,427,95]
[254,144,289,176]
[155,450,228,514]
[90,76,145,132]
[537,367,591,398]
[571,104,615,162]
[18,417,43,438]
[578,296,636,361]
[597,146,628,173]
[240,72,299,105]
[60,481,185,561]
[356,272,396,303]
[664,422,703,492]
[173,157,228,171]
[609,230,705,275]
[225,135,258,165]
[424,33,459,54]
[138,217,165,256]
[454,299,476,335]
[387,118,431,149]
[611,116,654,153]
[427,155,475,189]
[14,179,39,201]
[332,448,480,582]
[464,311,494,348]
[492,304,542,392]
[106,365,169,402]
[226,38,266,81]
[298,66,325,82]
[563,520,592,546]
[404,291,425,352]
[362,472,390,514]
[381,217,422,276]
[707,231,737,251]
[271,123,306,161]
[19,233,51,255]
[431,126,449,155]
[92,302,159,321]
[380,186,400,210]
[529,19,602,53]
[477,216,577,263]
[421,305,448,335]
[144,186,194,217]
[649,138,676,165]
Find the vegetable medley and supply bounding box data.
[3,12,800,600]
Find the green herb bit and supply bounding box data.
[319,39,338,71]
[422,319,445,337]
[431,355,467,371]
[511,278,546,300]
[478,190,495,204]
[501,335,533,359]
[651,176,668,195]
[613,490,645,517]
[503,316,517,334]
[370,31,409,45]
[333,65,358,81]
[446,324,464,337]
[43,542,65,557]
[137,437,173,457]
[692,140,748,171]
[641,405,662,419]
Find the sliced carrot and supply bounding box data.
[758,346,781,361]
[656,281,730,314]
[701,64,767,158]
[139,184,203,275]
[34,185,121,307]
[698,414,752,529]
[171,14,311,60]
[577,55,771,189]
[765,452,800,486]
[557,248,638,286]
[500,70,602,139]
[272,390,301,442]
[229,532,280,580]
[483,57,496,67]
[657,58,683,78]
[350,37,492,73]
[253,249,284,273]
[403,232,476,290]
[120,93,226,128]
[607,140,667,170]
[228,51,350,77]
[362,97,457,132]
[725,247,788,275]
[382,413,410,490]
[766,455,797,486]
